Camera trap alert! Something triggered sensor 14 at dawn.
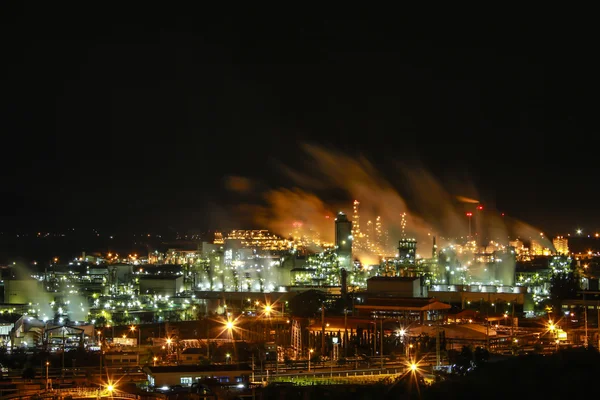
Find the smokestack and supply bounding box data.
[341,268,347,296]
[432,236,437,258]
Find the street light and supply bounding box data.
[153,356,158,366]
[308,349,314,372]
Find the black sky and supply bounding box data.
[1,6,599,235]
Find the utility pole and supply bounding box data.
[511,299,515,340]
[373,321,377,356]
[321,306,325,355]
[380,318,384,370]
[435,326,441,367]
[485,294,490,350]
[61,328,65,378]
[275,322,279,375]
[344,308,348,358]
[206,319,210,359]
[584,292,589,347]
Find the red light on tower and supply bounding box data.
[477,205,483,210]
[466,212,473,217]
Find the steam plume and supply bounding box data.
[226,143,554,261]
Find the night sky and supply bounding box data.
[2,7,599,236]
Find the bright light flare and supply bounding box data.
[103,376,127,395]
[404,358,423,374]
[213,314,244,339]
[256,297,284,318]
[391,358,426,394]
[536,316,566,345]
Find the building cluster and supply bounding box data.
[1,200,598,349]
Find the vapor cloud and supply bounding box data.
[238,187,334,242]
[456,195,480,204]
[224,176,253,193]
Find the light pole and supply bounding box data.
[549,321,558,352]
[166,337,172,361]
[331,337,338,376]
[263,304,276,373]
[466,212,472,240]
[308,349,314,372]
[130,325,140,352]
[106,323,114,341]
[224,318,236,363]
[153,356,158,366]
[45,361,49,391]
